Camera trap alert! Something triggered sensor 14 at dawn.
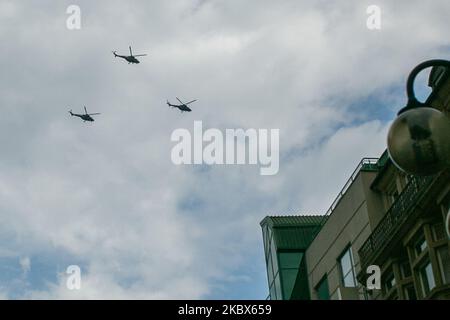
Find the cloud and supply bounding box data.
[19,257,31,277]
[0,0,449,299]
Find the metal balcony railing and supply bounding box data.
[324,158,379,218]
[358,174,436,269]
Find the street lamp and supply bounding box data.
[447,208,450,239]
[387,59,450,176]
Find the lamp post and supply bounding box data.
[387,59,450,176]
[387,59,450,239]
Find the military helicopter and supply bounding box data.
[69,106,101,122]
[167,97,197,112]
[112,46,147,64]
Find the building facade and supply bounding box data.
[261,66,450,300]
[260,215,324,300]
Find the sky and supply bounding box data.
[0,0,449,299]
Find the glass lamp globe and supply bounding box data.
[446,208,450,239]
[387,107,450,176]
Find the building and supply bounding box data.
[261,66,450,300]
[260,215,324,300]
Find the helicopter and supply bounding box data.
[112,46,147,64]
[167,97,197,113]
[69,106,101,122]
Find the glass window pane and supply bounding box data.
[339,247,356,287]
[340,251,352,275]
[343,272,356,287]
[281,269,299,299]
[420,241,427,252]
[267,253,274,285]
[415,238,427,256]
[270,238,278,273]
[278,252,303,269]
[316,276,330,300]
[425,263,436,291]
[421,262,436,295]
[437,246,450,285]
[274,273,282,300]
[269,284,276,300]
[389,276,396,288]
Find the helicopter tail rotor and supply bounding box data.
[69,110,73,116]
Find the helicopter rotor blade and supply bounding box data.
[88,113,101,116]
[133,54,147,57]
[84,106,88,114]
[129,46,132,56]
[176,97,184,105]
[185,99,197,105]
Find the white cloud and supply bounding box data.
[19,257,31,276]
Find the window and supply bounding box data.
[400,261,412,278]
[403,285,417,300]
[385,272,396,292]
[278,252,303,299]
[266,236,282,300]
[339,247,356,287]
[415,237,427,257]
[437,246,450,285]
[269,284,276,300]
[420,262,436,296]
[432,222,446,241]
[280,269,298,299]
[270,239,278,273]
[267,253,274,285]
[274,274,282,300]
[316,276,330,300]
[278,252,302,269]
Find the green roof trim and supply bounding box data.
[377,150,389,167]
[274,226,322,250]
[261,215,324,228]
[369,150,395,190]
[261,215,325,251]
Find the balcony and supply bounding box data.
[358,174,436,271]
